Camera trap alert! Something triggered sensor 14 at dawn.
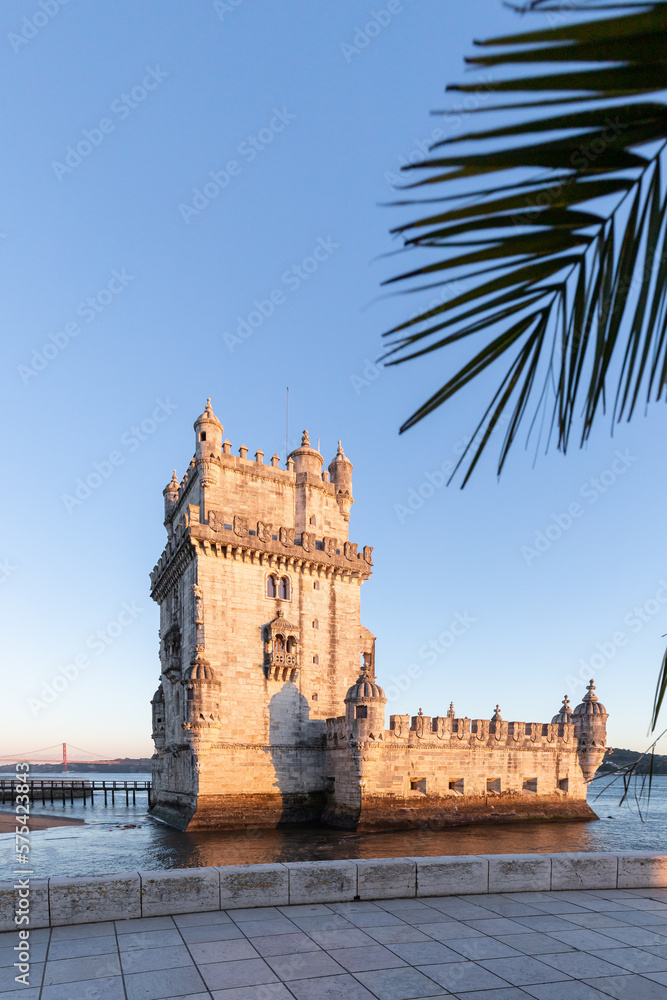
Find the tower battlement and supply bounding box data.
[325,713,577,749]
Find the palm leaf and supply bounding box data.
[383,0,667,485]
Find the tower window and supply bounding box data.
[274,635,285,653]
[312,655,319,665]
[187,689,194,701]
[312,619,319,629]
[313,581,320,590]
[278,576,290,600]
[310,515,316,525]
[312,693,318,701]
[286,636,297,653]
[356,705,367,719]
[200,432,206,441]
[267,575,277,598]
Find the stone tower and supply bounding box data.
[149,400,374,830]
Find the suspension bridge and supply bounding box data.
[0,744,152,807]
[0,743,131,771]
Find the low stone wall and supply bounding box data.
[2,852,666,932]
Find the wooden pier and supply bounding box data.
[0,779,152,808]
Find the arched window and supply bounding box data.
[286,636,297,654]
[278,576,290,600]
[313,581,320,591]
[309,515,316,525]
[312,619,319,630]
[274,634,284,653]
[267,575,277,598]
[312,693,318,701]
[312,654,319,665]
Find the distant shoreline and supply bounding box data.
[0,811,85,832]
[0,760,152,774]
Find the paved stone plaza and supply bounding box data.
[4,886,667,999]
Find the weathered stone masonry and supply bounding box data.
[149,400,608,831]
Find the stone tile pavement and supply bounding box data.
[3,886,667,999]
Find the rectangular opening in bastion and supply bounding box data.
[522,777,538,793]
[449,778,464,794]
[487,777,501,795]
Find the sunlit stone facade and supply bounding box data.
[149,401,608,831]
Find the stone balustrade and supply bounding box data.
[2,852,666,932]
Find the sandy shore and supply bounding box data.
[0,811,85,832]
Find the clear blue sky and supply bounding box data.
[1,0,665,760]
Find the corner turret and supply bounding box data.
[289,430,323,477]
[328,441,353,522]
[163,470,179,535]
[182,651,222,738]
[573,680,608,781]
[194,398,223,461]
[344,662,386,737]
[151,683,165,749]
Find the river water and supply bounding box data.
[2,771,667,879]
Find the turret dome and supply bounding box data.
[552,695,574,724]
[193,398,222,432]
[288,430,323,476]
[573,680,607,716]
[345,666,386,703]
[329,440,352,474]
[184,652,215,682]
